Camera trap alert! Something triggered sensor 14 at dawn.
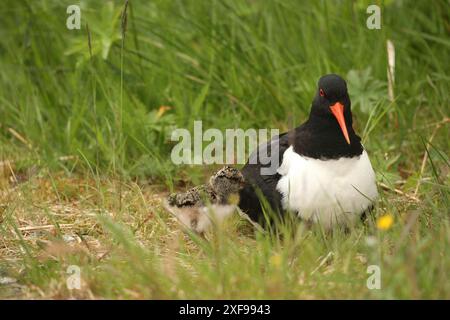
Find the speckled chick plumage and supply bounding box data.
[165,166,245,234]
[167,166,245,207]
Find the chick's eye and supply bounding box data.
[319,89,325,97]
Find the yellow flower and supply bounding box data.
[269,253,282,268]
[377,213,394,230]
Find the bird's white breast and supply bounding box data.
[276,146,378,229]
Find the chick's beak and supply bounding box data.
[329,102,350,145]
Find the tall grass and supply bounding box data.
[1,0,448,181]
[0,0,449,299]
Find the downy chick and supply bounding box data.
[165,166,245,233]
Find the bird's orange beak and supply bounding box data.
[330,102,350,145]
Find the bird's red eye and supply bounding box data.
[319,89,325,97]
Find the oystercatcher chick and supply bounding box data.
[239,74,378,230]
[165,166,245,233]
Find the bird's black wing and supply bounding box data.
[238,131,292,224]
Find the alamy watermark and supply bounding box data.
[366,5,381,30]
[170,121,279,175]
[366,265,381,290]
[67,4,381,31]
[66,265,81,290]
[66,5,81,30]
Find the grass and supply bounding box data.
[0,0,449,299]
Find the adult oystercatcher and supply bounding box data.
[238,74,378,229]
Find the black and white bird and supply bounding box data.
[238,74,378,230]
[165,166,245,233]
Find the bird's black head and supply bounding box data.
[310,74,352,145]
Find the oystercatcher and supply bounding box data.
[165,166,245,233]
[238,74,378,229]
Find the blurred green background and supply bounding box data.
[0,0,448,187]
[0,0,449,299]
